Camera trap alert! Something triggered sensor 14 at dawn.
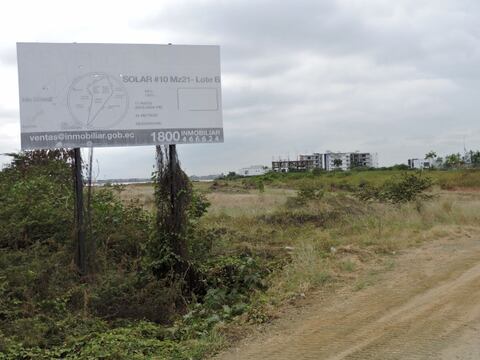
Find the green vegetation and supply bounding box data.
[356,173,433,203]
[247,168,480,190]
[0,151,270,359]
[1,153,480,359]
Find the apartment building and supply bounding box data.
[350,152,379,169]
[324,152,352,171]
[271,159,315,172]
[273,151,378,172]
[299,153,323,169]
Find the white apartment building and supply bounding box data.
[274,152,378,172]
[324,152,352,171]
[302,151,378,171]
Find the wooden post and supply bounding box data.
[73,148,86,275]
[169,144,177,216]
[168,144,188,259]
[86,147,96,273]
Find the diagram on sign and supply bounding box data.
[67,73,129,129]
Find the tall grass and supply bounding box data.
[253,169,480,190]
[264,193,480,302]
[118,180,480,315]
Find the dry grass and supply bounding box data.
[266,193,480,301]
[117,183,155,209]
[119,182,295,215]
[206,188,294,217]
[119,182,480,305]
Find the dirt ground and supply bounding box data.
[215,226,480,360]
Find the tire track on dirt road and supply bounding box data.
[215,232,480,360]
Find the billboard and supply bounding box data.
[16,43,223,149]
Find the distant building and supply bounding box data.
[408,158,434,169]
[324,152,352,171]
[237,165,268,177]
[299,153,323,169]
[272,159,315,172]
[274,151,378,172]
[350,152,379,169]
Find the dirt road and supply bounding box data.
[216,226,480,359]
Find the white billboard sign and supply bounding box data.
[16,43,223,149]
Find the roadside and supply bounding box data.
[215,226,480,359]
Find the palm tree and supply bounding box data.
[424,151,437,169]
[333,158,343,170]
[445,153,463,168]
[425,151,437,160]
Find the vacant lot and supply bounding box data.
[3,165,480,359]
[118,173,480,359]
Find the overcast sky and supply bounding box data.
[1,0,479,178]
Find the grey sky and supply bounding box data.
[0,0,479,177]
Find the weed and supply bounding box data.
[356,173,433,203]
[340,260,356,272]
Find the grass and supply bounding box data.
[98,170,480,356]
[116,183,156,209]
[6,157,480,359]
[117,173,480,302]
[118,168,480,207]
[239,168,480,190]
[205,188,294,217]
[340,259,356,272]
[198,185,480,303]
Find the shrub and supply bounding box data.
[289,182,324,206]
[90,188,152,266]
[89,272,180,323]
[0,152,74,249]
[174,255,270,338]
[0,151,272,359]
[356,173,433,203]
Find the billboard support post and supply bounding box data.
[169,144,189,263]
[73,148,86,275]
[169,144,176,213]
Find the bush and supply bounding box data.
[288,182,324,206]
[0,320,213,360]
[0,151,273,359]
[174,255,270,339]
[263,209,339,227]
[356,173,433,203]
[89,272,180,323]
[0,152,73,249]
[90,188,152,266]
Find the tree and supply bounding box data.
[444,153,463,168]
[424,151,437,169]
[425,151,437,160]
[469,150,480,167]
[332,158,343,169]
[0,150,74,249]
